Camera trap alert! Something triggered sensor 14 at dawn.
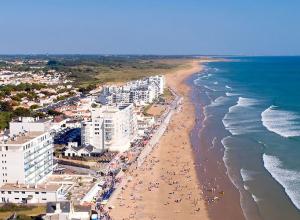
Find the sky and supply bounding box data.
[0,0,299,55]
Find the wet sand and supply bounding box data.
[109,59,210,220]
[188,65,245,220]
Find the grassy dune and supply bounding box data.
[46,56,193,87]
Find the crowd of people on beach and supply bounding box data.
[90,100,175,219]
[109,103,214,219]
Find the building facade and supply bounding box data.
[0,117,54,186]
[0,131,54,185]
[81,104,137,152]
[98,75,165,106]
[0,183,63,204]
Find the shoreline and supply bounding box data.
[188,61,245,220]
[109,59,210,220]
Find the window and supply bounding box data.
[1,191,4,194]
[8,191,11,194]
[35,192,39,194]
[42,198,47,200]
[22,191,25,194]
[42,192,46,194]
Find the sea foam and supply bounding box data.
[203,85,217,92]
[240,168,255,182]
[263,154,300,209]
[208,96,229,107]
[226,92,239,97]
[261,105,300,138]
[236,97,260,107]
[222,97,260,135]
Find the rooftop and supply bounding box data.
[0,131,45,145]
[0,183,62,192]
[11,117,51,123]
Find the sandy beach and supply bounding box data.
[109,59,210,220]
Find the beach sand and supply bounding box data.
[109,59,210,220]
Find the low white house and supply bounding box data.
[63,142,93,157]
[0,183,64,204]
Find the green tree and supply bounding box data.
[13,107,32,117]
[0,101,13,112]
[30,104,40,110]
[47,109,61,116]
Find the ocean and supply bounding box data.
[193,57,300,220]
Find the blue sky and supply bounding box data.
[0,0,299,55]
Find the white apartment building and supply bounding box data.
[0,117,54,186]
[98,75,165,106]
[0,130,54,185]
[81,104,137,152]
[81,116,104,153]
[130,85,157,105]
[148,75,165,95]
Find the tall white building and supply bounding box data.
[81,104,137,152]
[0,117,54,185]
[81,117,104,153]
[0,131,53,185]
[98,75,165,106]
[148,75,165,96]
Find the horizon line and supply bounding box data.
[0,54,300,57]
